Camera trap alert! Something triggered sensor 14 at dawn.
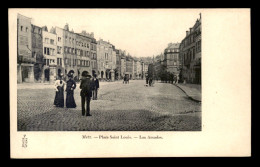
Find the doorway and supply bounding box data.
[44,69,50,81]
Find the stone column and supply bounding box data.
[28,64,35,83]
[49,66,56,83]
[17,64,22,83]
[110,69,115,82]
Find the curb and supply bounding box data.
[173,84,201,103]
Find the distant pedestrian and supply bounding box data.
[65,73,77,108]
[123,75,126,84]
[126,75,129,84]
[80,71,93,116]
[146,76,149,85]
[149,77,153,86]
[92,74,99,100]
[54,74,66,108]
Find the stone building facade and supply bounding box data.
[125,56,133,79]
[180,14,201,84]
[90,36,97,76]
[42,26,57,83]
[17,14,35,83]
[31,24,43,82]
[62,24,78,80]
[75,32,92,78]
[97,39,115,80]
[121,54,126,78]
[53,27,65,79]
[164,43,181,76]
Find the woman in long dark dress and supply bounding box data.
[54,75,66,108]
[65,73,77,108]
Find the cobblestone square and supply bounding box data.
[17,80,201,131]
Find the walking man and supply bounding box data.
[92,74,99,100]
[80,71,93,116]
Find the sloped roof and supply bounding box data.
[166,43,180,49]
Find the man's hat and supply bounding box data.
[82,71,90,77]
[67,73,73,78]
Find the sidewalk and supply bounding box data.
[174,83,201,102]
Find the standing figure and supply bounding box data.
[123,75,126,84]
[127,75,129,84]
[149,77,152,86]
[80,71,93,116]
[146,76,149,85]
[92,74,99,100]
[54,74,66,108]
[65,73,77,108]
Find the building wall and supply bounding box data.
[90,39,97,75]
[42,30,57,82]
[180,16,201,84]
[17,14,34,83]
[121,57,126,77]
[164,43,181,75]
[136,61,142,79]
[126,57,133,78]
[75,33,92,78]
[97,39,114,79]
[54,27,65,78]
[63,29,77,79]
[31,25,43,82]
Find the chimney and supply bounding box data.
[190,28,192,32]
[186,31,189,36]
[64,23,69,31]
[90,32,94,38]
[42,26,48,32]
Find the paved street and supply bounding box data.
[17,80,201,131]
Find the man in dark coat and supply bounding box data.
[92,74,99,100]
[80,71,93,116]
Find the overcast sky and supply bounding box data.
[15,9,202,58]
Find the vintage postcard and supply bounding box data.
[9,8,251,158]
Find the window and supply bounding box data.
[50,39,54,44]
[44,47,50,55]
[69,37,71,43]
[87,44,89,48]
[57,46,62,54]
[20,26,23,31]
[47,59,49,66]
[44,38,48,43]
[58,37,61,42]
[38,29,41,34]
[81,50,83,56]
[72,38,74,43]
[65,36,67,41]
[26,27,28,32]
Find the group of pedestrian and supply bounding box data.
[53,71,99,117]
